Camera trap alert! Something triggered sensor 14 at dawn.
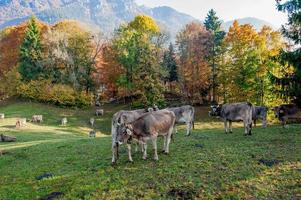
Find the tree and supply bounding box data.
[162,43,178,90]
[204,9,226,103]
[219,21,259,103]
[176,22,212,103]
[19,16,43,81]
[113,15,165,106]
[42,20,101,93]
[0,20,48,78]
[218,21,285,106]
[275,0,301,105]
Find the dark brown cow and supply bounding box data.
[273,104,301,127]
[116,110,176,162]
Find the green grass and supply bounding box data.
[0,101,300,199]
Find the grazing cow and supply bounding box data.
[95,109,104,116]
[165,105,195,136]
[95,101,101,107]
[32,115,43,123]
[273,104,301,127]
[209,102,253,135]
[116,110,176,162]
[0,113,4,119]
[16,118,27,128]
[253,106,268,128]
[0,134,16,142]
[61,117,68,126]
[90,118,95,127]
[111,109,147,164]
[89,130,96,138]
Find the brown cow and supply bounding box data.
[116,110,176,162]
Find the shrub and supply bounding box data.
[16,80,91,108]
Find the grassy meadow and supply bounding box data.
[0,101,300,199]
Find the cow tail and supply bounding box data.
[192,106,195,130]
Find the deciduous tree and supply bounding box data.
[176,22,212,103]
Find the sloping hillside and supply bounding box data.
[0,101,300,199]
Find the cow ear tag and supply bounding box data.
[126,128,132,136]
[279,110,284,113]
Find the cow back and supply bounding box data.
[131,110,175,138]
[221,102,253,122]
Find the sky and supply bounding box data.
[136,0,288,28]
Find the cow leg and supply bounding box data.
[112,144,118,164]
[248,122,252,135]
[185,122,191,136]
[152,138,159,161]
[243,121,248,135]
[135,142,138,152]
[224,120,228,134]
[229,121,233,133]
[127,144,133,162]
[143,143,148,160]
[174,125,178,134]
[140,142,145,153]
[165,136,171,154]
[254,119,257,128]
[262,119,267,128]
[163,135,167,152]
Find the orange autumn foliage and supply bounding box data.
[0,20,49,77]
[95,44,125,98]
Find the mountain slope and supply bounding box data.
[0,0,195,39]
[0,0,276,39]
[223,17,275,31]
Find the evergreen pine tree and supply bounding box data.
[162,43,178,85]
[19,16,43,82]
[204,9,225,103]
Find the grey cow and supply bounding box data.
[253,106,268,128]
[154,105,195,136]
[116,110,176,162]
[209,102,253,135]
[111,109,147,164]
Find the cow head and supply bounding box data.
[273,106,285,119]
[209,105,221,117]
[116,124,133,145]
[153,104,159,111]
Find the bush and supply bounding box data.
[16,80,91,108]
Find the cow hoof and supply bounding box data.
[163,152,169,155]
[111,162,117,166]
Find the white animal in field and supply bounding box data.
[61,117,68,126]
[90,118,95,127]
[0,113,4,119]
[95,109,104,116]
[16,118,27,128]
[32,115,43,123]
